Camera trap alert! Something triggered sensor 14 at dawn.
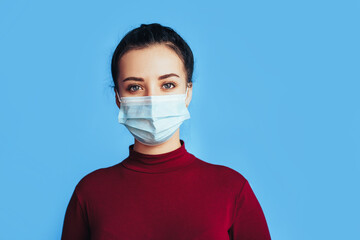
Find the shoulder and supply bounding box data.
[193,157,248,190]
[195,158,247,181]
[73,163,122,195]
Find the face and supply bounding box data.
[114,44,192,108]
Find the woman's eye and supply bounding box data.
[163,82,175,89]
[127,85,142,92]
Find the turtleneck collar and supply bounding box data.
[121,140,196,173]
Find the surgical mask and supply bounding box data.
[116,88,190,146]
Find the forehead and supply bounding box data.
[118,44,186,79]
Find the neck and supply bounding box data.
[133,129,182,155]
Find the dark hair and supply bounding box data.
[111,23,194,92]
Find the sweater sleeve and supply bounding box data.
[61,189,90,240]
[228,180,271,240]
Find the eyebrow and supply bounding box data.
[122,73,180,82]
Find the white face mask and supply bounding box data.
[116,88,190,146]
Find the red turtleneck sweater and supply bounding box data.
[61,140,271,239]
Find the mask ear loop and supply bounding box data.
[116,90,122,103]
[185,84,190,102]
[185,82,191,96]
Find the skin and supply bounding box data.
[114,43,193,155]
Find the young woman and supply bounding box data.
[61,23,271,240]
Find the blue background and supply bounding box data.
[0,0,359,239]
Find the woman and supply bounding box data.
[61,23,271,240]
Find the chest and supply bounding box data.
[87,177,235,240]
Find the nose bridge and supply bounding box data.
[146,85,154,96]
[145,78,157,96]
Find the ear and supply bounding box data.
[114,88,121,109]
[185,83,193,108]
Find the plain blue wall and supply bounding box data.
[0,0,359,239]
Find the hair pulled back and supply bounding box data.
[111,23,194,92]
